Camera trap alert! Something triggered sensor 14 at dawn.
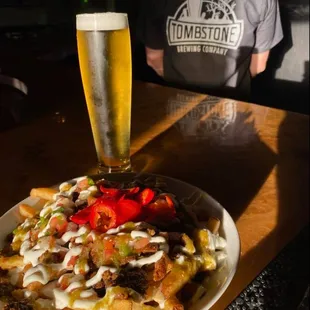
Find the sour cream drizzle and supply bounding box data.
[129,251,164,268]
[86,266,117,287]
[130,230,169,253]
[23,265,50,287]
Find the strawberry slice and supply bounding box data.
[70,205,92,225]
[89,198,118,232]
[117,199,142,225]
[137,188,155,206]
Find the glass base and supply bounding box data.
[98,161,132,174]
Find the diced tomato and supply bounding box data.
[59,275,70,290]
[67,255,78,267]
[30,230,39,242]
[116,199,141,225]
[50,215,68,234]
[90,198,117,232]
[103,239,115,261]
[77,178,90,190]
[70,205,92,225]
[133,238,150,250]
[137,188,155,206]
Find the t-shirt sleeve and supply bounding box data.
[253,0,283,54]
[137,0,166,50]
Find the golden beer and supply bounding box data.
[76,13,132,173]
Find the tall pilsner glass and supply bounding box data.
[76,13,132,173]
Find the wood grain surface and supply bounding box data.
[0,81,308,309]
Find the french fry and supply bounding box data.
[181,234,196,254]
[155,260,201,302]
[194,229,217,271]
[30,188,58,201]
[164,296,184,310]
[0,255,24,269]
[19,204,37,218]
[206,217,220,234]
[110,300,133,310]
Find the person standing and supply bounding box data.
[138,0,283,100]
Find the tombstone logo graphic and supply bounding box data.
[167,0,244,50]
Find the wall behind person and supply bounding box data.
[252,0,309,114]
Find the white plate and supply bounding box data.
[0,173,240,310]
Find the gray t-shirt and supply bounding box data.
[139,0,283,99]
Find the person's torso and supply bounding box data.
[161,0,264,98]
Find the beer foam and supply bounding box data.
[76,13,128,31]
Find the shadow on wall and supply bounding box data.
[252,2,309,114]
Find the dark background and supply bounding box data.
[0,0,309,117]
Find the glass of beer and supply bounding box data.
[76,12,132,173]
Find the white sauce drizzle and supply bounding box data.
[21,236,67,267]
[23,265,50,287]
[74,261,90,275]
[205,229,227,251]
[73,299,97,309]
[61,226,89,244]
[106,222,142,235]
[87,231,97,241]
[80,289,95,298]
[86,266,117,287]
[66,281,83,292]
[53,288,98,310]
[129,251,164,268]
[106,224,128,235]
[130,231,168,252]
[63,246,82,268]
[176,255,186,265]
[131,231,149,239]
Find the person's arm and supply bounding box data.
[137,1,166,77]
[250,51,270,77]
[145,47,164,77]
[251,0,283,77]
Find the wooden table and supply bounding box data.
[0,79,309,309]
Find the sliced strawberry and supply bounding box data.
[90,198,118,232]
[117,199,142,225]
[137,188,155,206]
[70,205,92,225]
